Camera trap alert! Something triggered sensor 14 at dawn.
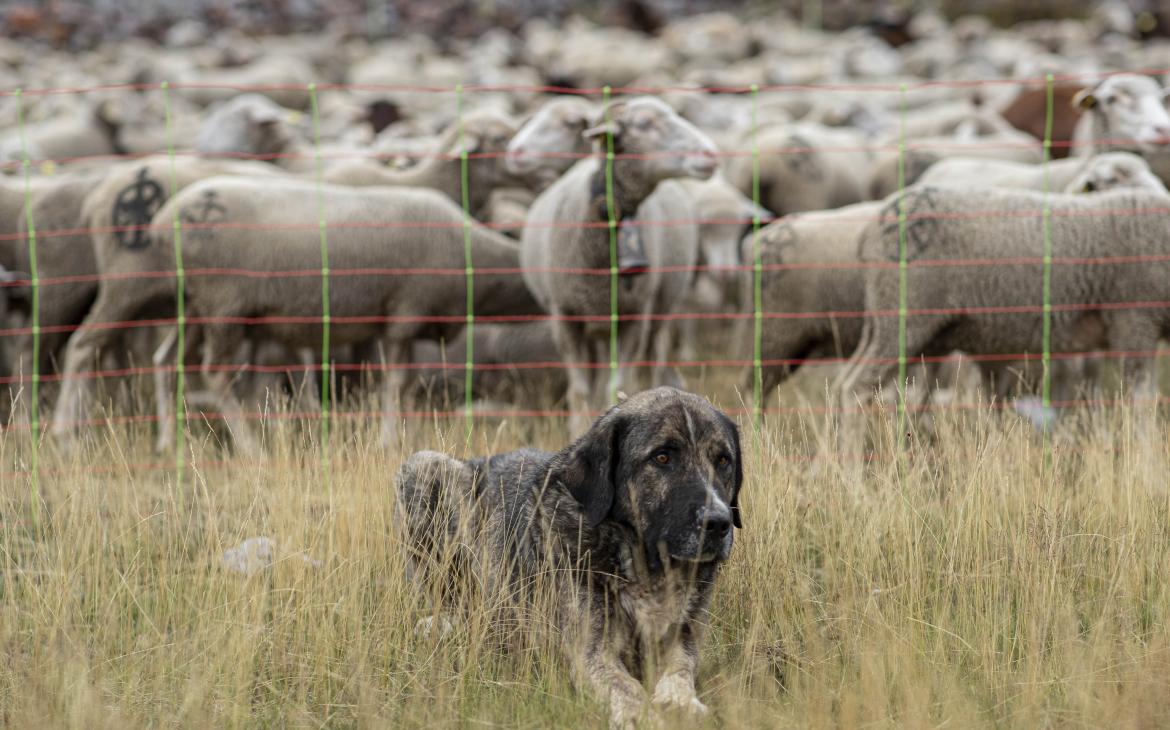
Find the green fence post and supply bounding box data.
[456,84,475,442]
[15,88,40,525]
[308,83,331,456]
[161,81,187,484]
[602,86,620,405]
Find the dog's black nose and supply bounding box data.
[699,510,731,542]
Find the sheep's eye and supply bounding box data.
[1084,180,1097,192]
[653,451,670,465]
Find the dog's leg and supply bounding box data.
[650,626,708,717]
[394,451,477,635]
[573,642,648,730]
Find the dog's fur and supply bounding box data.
[394,387,744,728]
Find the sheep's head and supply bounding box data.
[194,93,298,161]
[690,178,771,286]
[1066,151,1169,194]
[453,109,523,190]
[505,97,595,187]
[1074,74,1170,152]
[583,96,719,185]
[0,266,30,320]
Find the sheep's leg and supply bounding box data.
[379,339,410,447]
[50,329,109,442]
[677,317,699,362]
[748,326,812,406]
[50,279,150,443]
[615,308,655,394]
[152,328,179,453]
[550,315,592,436]
[1104,314,1160,406]
[7,332,34,425]
[651,322,685,390]
[201,326,260,456]
[292,346,320,412]
[832,315,947,466]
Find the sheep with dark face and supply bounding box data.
[519,97,718,434]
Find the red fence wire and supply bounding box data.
[2,74,1170,459]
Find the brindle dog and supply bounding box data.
[395,386,744,728]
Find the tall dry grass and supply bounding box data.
[1,383,1169,728]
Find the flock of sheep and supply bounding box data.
[2,5,1170,451]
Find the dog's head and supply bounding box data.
[551,387,744,570]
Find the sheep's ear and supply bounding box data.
[550,408,624,528]
[0,269,31,304]
[94,99,123,132]
[1073,88,1098,110]
[743,200,772,224]
[365,99,401,135]
[582,120,619,141]
[583,101,627,141]
[246,103,282,127]
[454,131,482,156]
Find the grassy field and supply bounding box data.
[2,375,1170,728]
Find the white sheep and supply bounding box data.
[1071,73,1170,183]
[835,186,1170,446]
[917,151,1167,194]
[53,176,543,451]
[519,97,718,434]
[725,121,872,216]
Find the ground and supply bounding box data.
[2,359,1169,728]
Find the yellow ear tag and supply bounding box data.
[285,110,303,125]
[39,160,56,176]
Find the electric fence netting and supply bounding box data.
[2,72,1169,483]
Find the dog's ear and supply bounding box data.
[723,414,745,529]
[552,409,624,528]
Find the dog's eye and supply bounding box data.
[653,451,670,465]
[717,454,732,468]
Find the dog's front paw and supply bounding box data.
[651,673,708,717]
[413,615,455,639]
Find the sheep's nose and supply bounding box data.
[698,507,731,542]
[504,149,530,173]
[690,150,718,176]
